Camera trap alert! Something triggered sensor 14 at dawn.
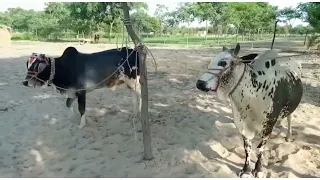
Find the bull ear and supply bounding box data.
[38,63,47,72]
[222,46,228,51]
[233,42,240,56]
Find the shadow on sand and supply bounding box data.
[1,43,319,178]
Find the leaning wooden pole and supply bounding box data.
[121,2,154,160]
[271,20,279,50]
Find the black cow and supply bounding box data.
[22,46,141,129]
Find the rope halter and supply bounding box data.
[26,54,55,85]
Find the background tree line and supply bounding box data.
[0,2,319,46]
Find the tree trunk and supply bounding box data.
[236,26,239,42]
[204,20,208,44]
[242,28,245,41]
[224,26,229,42]
[109,21,114,43]
[121,2,154,160]
[35,28,38,41]
[288,24,292,48]
[255,29,257,40]
[304,33,308,46]
[217,25,220,45]
[187,21,190,46]
[271,20,278,49]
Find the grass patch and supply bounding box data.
[10,32,307,48]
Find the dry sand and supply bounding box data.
[0,41,319,178]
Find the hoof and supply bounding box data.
[238,170,254,178]
[254,171,264,178]
[78,123,86,129]
[239,173,254,178]
[285,136,292,142]
[129,113,139,122]
[68,113,78,120]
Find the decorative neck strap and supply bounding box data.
[228,63,246,97]
[48,58,55,84]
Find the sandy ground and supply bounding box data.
[0,41,319,178]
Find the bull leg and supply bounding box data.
[126,78,141,118]
[66,98,77,117]
[77,92,86,129]
[238,135,254,178]
[285,114,292,142]
[137,90,142,116]
[131,89,140,117]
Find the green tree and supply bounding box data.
[174,3,195,45]
[296,2,320,49]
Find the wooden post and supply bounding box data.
[121,2,154,160]
[271,20,279,49]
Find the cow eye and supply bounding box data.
[218,61,227,67]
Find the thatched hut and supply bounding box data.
[0,24,12,46]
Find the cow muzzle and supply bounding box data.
[196,80,210,92]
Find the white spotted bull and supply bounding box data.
[22,46,142,129]
[196,43,303,178]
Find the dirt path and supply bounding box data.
[0,42,319,177]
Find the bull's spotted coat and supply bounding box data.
[196,43,303,178]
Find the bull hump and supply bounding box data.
[61,47,79,59]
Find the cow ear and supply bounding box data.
[233,43,240,56]
[222,46,228,51]
[240,53,259,64]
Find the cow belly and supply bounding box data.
[230,101,263,140]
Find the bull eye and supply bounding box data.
[218,61,227,67]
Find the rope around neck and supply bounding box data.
[26,48,138,93]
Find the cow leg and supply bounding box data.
[77,91,86,129]
[275,118,282,127]
[253,130,273,178]
[238,135,254,178]
[285,114,292,142]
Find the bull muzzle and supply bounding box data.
[22,80,28,86]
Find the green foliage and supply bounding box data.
[0,2,314,45]
[11,32,36,40]
[297,2,320,32]
[306,34,320,49]
[131,11,162,34]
